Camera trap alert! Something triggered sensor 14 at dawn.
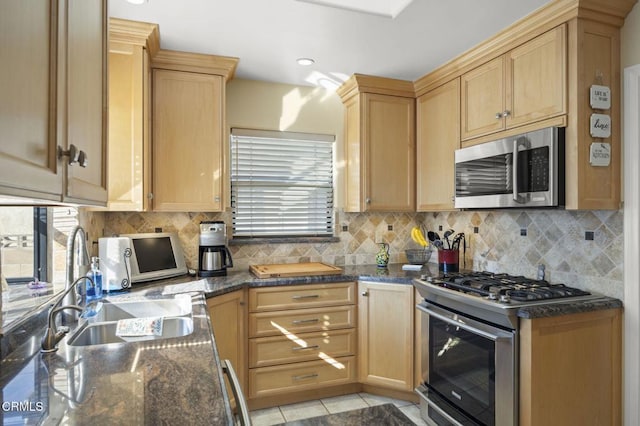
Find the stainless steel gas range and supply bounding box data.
[412,271,606,426]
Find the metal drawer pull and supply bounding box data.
[292,345,320,351]
[221,359,251,426]
[292,318,319,325]
[292,318,320,325]
[293,373,319,381]
[291,294,320,300]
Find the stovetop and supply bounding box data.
[426,271,591,303]
[413,271,603,329]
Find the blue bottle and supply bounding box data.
[86,256,103,301]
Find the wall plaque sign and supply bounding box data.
[589,142,611,167]
[590,113,611,138]
[590,85,611,110]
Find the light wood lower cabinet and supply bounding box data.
[248,283,357,405]
[249,356,356,399]
[249,328,356,368]
[207,289,248,401]
[519,307,622,426]
[358,281,414,391]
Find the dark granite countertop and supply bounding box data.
[1,292,233,425]
[0,262,623,424]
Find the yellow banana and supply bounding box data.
[411,227,428,247]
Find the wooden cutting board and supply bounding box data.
[249,262,343,278]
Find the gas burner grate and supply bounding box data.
[435,271,591,302]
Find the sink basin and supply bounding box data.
[87,296,192,322]
[67,316,194,347]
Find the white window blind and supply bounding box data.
[230,129,335,238]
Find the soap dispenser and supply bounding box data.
[86,256,103,301]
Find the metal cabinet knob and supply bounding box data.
[58,144,88,167]
[361,291,368,296]
[365,198,371,204]
[502,110,511,118]
[495,112,503,120]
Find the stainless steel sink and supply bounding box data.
[68,295,195,347]
[87,297,192,322]
[67,316,194,347]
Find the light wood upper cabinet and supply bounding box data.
[461,56,505,140]
[337,75,415,212]
[416,79,460,211]
[0,0,107,205]
[358,281,414,391]
[62,0,108,205]
[105,19,158,211]
[151,50,238,212]
[461,25,566,142]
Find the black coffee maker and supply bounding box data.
[198,221,233,277]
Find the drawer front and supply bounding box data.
[249,305,356,338]
[249,328,356,368]
[249,282,355,312]
[248,356,356,399]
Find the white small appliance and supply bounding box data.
[98,237,133,291]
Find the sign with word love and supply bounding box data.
[590,113,611,138]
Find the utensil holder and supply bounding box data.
[437,249,459,273]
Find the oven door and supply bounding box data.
[416,302,517,426]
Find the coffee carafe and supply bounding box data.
[198,221,233,277]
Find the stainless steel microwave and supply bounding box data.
[454,127,564,209]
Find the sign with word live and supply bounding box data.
[590,85,611,110]
[590,113,611,138]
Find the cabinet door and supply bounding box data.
[0,0,62,200]
[505,25,566,129]
[343,96,362,212]
[208,290,248,401]
[461,56,505,140]
[107,41,150,211]
[416,79,460,211]
[358,281,414,390]
[63,0,108,205]
[153,69,224,211]
[363,94,415,211]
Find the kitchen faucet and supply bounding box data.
[41,276,94,353]
[62,226,91,324]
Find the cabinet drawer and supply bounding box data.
[249,328,356,368]
[249,282,355,312]
[249,305,356,338]
[248,356,356,399]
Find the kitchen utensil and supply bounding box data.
[452,233,465,250]
[427,231,440,244]
[443,229,455,249]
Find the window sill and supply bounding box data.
[229,236,340,245]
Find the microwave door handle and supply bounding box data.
[512,139,526,203]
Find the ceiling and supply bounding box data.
[108,0,552,90]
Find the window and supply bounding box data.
[0,206,78,327]
[231,128,335,239]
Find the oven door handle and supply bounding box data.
[417,303,511,342]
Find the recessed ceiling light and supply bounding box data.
[295,0,414,18]
[126,0,147,4]
[296,58,315,66]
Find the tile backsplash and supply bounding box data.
[100,208,623,299]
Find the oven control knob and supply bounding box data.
[499,294,511,303]
[488,292,498,301]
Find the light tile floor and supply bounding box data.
[250,393,428,425]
